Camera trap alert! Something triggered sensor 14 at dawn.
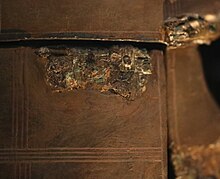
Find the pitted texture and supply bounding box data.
[172,143,220,179]
[163,14,219,48]
[36,46,152,100]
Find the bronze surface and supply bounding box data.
[0,47,167,178]
[167,45,220,178]
[1,0,220,178]
[1,0,163,42]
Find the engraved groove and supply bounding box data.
[15,49,18,149]
[11,49,15,148]
[0,159,162,164]
[157,51,166,178]
[0,148,162,163]
[21,49,24,149]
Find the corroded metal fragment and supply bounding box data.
[36,46,152,100]
[163,13,220,48]
[172,142,220,179]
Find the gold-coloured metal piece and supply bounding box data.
[163,13,220,48]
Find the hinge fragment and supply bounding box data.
[163,13,220,48]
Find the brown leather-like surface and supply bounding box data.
[167,46,220,146]
[1,0,220,178]
[166,42,220,179]
[0,47,167,178]
[0,1,168,178]
[164,0,220,18]
[1,0,163,42]
[2,0,163,32]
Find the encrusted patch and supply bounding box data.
[36,45,152,100]
[172,142,220,179]
[163,13,219,48]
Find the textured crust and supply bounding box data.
[36,45,152,100]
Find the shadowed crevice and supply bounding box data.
[199,37,220,107]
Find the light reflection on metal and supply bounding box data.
[163,13,220,48]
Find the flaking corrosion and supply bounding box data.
[172,142,220,179]
[163,13,220,48]
[36,45,152,100]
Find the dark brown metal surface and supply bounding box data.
[1,0,163,42]
[167,46,220,146]
[167,45,220,178]
[0,47,167,178]
[0,1,169,178]
[1,0,220,178]
[164,0,220,19]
